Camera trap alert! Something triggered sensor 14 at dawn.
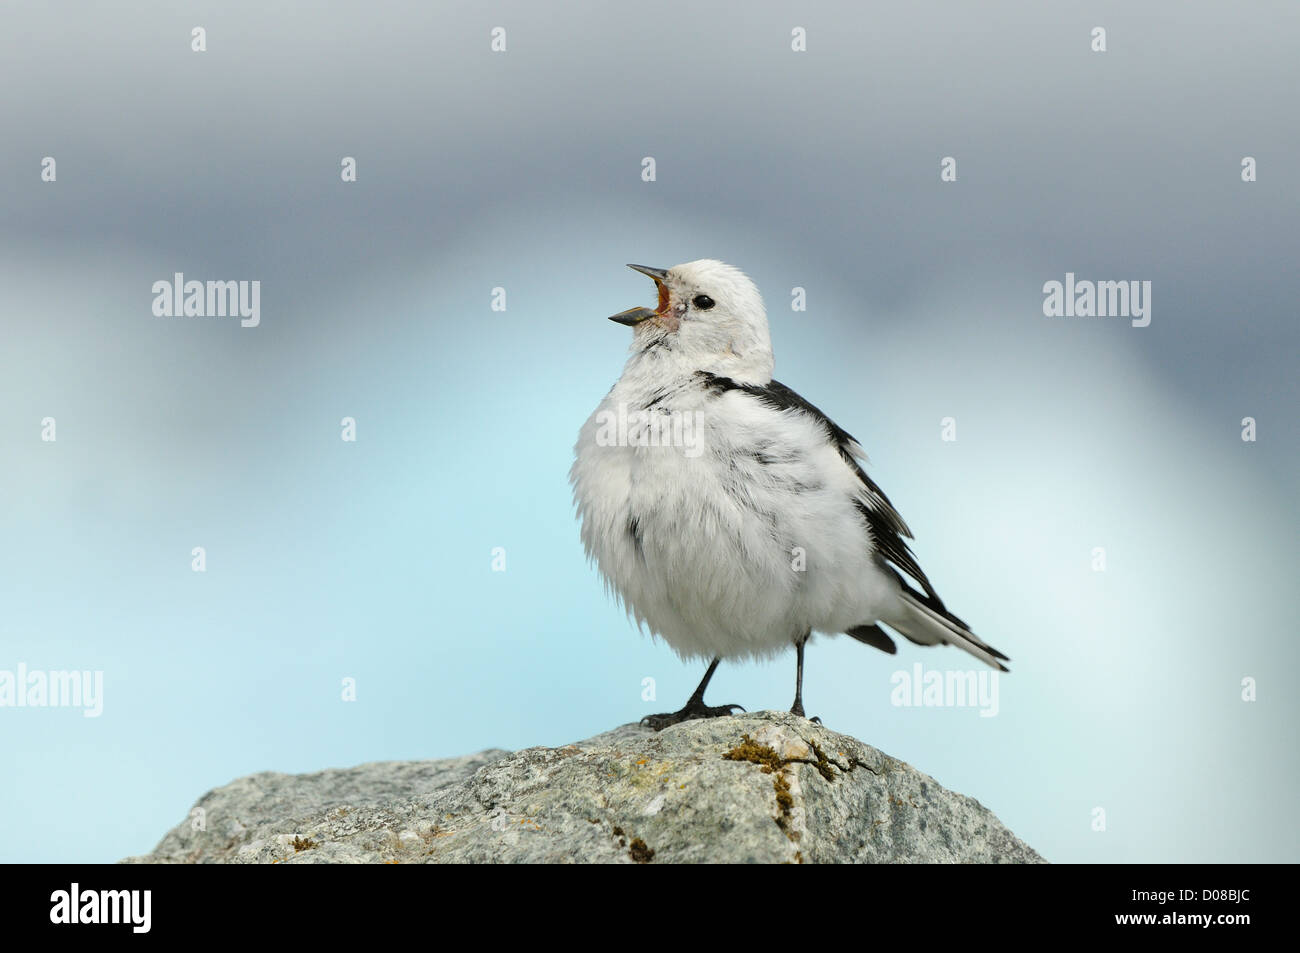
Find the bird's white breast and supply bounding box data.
[571,365,897,661]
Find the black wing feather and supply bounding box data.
[845,624,897,654]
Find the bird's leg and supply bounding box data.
[790,631,817,721]
[640,657,745,731]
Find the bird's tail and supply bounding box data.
[884,591,1010,672]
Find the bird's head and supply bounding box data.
[608,259,773,382]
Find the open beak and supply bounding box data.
[608,264,670,326]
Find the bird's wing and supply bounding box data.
[698,373,951,617]
[700,372,1010,668]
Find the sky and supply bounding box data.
[0,0,1296,863]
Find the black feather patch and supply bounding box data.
[845,624,897,655]
[627,516,644,561]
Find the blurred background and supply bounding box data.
[1,0,1296,863]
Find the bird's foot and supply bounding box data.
[789,702,821,724]
[640,702,745,732]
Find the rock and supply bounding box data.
[121,711,1044,864]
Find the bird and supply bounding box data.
[570,260,1009,729]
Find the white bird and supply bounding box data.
[571,260,1008,728]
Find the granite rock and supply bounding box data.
[122,711,1043,864]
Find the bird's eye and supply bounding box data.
[692,294,716,311]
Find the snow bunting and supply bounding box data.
[570,260,1008,728]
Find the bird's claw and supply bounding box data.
[640,702,745,732]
